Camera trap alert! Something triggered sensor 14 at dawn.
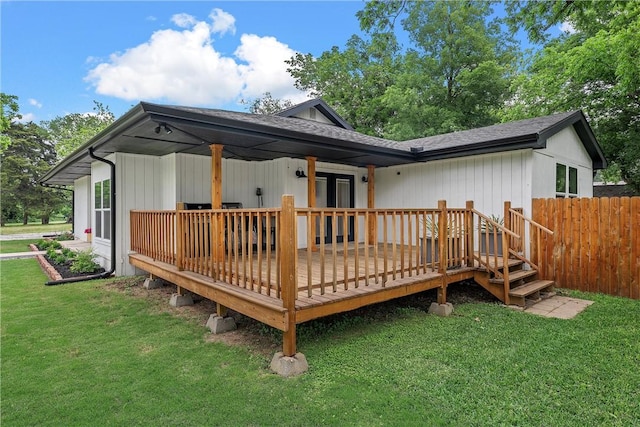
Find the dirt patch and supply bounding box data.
[43,255,106,279]
[102,277,498,356]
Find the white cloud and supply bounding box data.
[171,13,197,28]
[28,98,43,108]
[85,8,306,107]
[560,21,576,34]
[210,8,235,36]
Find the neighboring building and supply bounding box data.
[40,99,606,275]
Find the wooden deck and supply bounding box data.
[130,196,552,357]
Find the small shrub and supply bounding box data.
[37,239,62,251]
[70,250,100,274]
[61,248,75,259]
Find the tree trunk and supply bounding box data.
[41,216,50,225]
[22,212,28,225]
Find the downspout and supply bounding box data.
[45,148,116,285]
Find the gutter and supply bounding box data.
[45,148,116,285]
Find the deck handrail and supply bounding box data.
[508,206,554,274]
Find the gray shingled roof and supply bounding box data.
[40,100,606,186]
[401,111,578,152]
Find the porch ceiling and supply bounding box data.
[41,102,416,186]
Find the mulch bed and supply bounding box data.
[29,243,105,281]
[43,255,106,279]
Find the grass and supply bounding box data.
[0,239,37,254]
[0,221,71,236]
[2,259,639,426]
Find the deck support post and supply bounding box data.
[176,202,185,271]
[216,303,228,317]
[437,200,448,304]
[466,201,475,267]
[280,194,299,357]
[272,194,307,376]
[367,165,376,245]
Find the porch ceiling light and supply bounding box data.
[154,123,173,135]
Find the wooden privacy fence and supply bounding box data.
[532,197,640,299]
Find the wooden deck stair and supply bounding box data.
[473,255,555,308]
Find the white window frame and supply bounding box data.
[94,179,111,240]
[556,163,578,198]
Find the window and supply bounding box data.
[95,179,111,240]
[556,163,578,198]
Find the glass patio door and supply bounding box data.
[315,173,354,243]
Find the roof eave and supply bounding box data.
[39,103,149,185]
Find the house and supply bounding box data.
[40,99,607,369]
[40,98,606,276]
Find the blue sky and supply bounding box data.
[2,1,368,122]
[2,1,561,124]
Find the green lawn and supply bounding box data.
[0,221,71,236]
[0,239,38,254]
[2,259,639,426]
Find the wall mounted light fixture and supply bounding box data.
[154,123,173,135]
[361,176,368,183]
[295,167,307,178]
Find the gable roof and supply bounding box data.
[403,110,606,168]
[40,101,607,186]
[275,98,354,130]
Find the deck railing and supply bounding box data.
[130,210,177,265]
[294,205,470,296]
[130,198,497,302]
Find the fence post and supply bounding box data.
[466,201,474,267]
[280,195,297,356]
[176,202,185,271]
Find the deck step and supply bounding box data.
[490,269,538,284]
[509,280,555,298]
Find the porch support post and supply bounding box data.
[210,144,223,209]
[437,200,448,304]
[466,201,474,267]
[306,156,317,252]
[210,144,224,263]
[280,194,297,356]
[367,165,376,245]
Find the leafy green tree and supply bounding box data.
[1,93,21,152]
[503,0,640,190]
[42,101,115,160]
[288,30,402,137]
[241,92,295,115]
[0,122,65,225]
[287,1,518,140]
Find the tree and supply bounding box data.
[287,1,519,140]
[42,101,115,160]
[287,30,402,137]
[0,121,65,225]
[0,93,21,152]
[240,92,295,115]
[503,0,640,190]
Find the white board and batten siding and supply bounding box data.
[376,150,534,218]
[73,176,91,242]
[532,126,594,199]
